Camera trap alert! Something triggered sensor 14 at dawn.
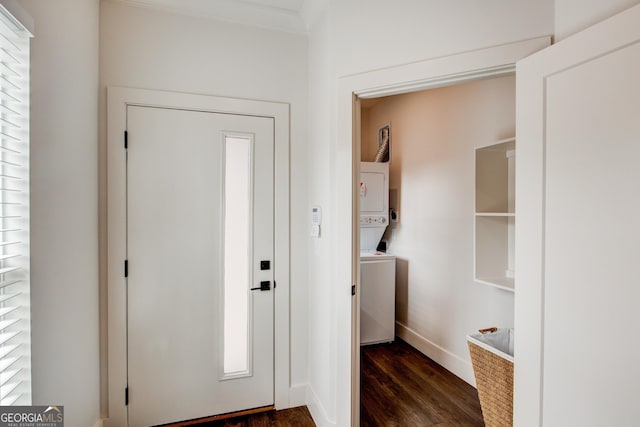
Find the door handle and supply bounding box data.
[251,281,271,291]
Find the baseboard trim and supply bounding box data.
[288,383,307,408]
[396,321,476,386]
[306,384,336,427]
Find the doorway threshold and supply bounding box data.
[157,405,275,426]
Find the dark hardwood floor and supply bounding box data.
[195,406,315,427]
[361,339,484,426]
[181,339,482,426]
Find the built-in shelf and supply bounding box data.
[475,212,516,217]
[474,137,515,291]
[475,276,514,292]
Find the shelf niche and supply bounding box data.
[474,137,515,292]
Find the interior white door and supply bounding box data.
[516,5,640,426]
[126,106,274,427]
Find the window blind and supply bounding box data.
[0,4,30,406]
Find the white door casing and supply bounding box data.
[126,106,273,426]
[516,5,640,426]
[107,88,290,427]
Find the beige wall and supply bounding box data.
[19,0,101,426]
[555,0,640,40]
[361,75,517,384]
[360,101,387,163]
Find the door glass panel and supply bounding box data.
[223,135,252,376]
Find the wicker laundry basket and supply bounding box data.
[467,328,514,427]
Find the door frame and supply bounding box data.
[335,36,550,426]
[106,87,290,426]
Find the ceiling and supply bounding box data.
[110,0,325,34]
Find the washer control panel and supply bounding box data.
[360,215,388,226]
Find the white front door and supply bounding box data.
[126,105,274,426]
[516,5,640,426]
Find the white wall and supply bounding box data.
[329,1,554,77]
[19,0,101,426]
[305,5,336,424]
[554,0,640,40]
[306,1,553,425]
[99,0,309,414]
[361,76,516,384]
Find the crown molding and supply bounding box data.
[0,0,34,34]
[108,0,310,34]
[299,0,328,30]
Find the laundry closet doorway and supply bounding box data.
[357,74,517,425]
[337,37,552,425]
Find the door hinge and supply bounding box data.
[274,280,276,289]
[124,130,128,149]
[125,386,129,406]
[124,260,128,278]
[351,284,356,296]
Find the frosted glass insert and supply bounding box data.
[223,135,252,375]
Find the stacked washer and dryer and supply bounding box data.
[360,162,396,345]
